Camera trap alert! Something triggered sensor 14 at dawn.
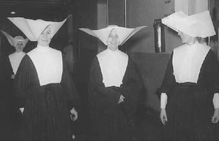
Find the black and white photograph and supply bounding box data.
[0,0,219,140]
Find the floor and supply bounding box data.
[134,106,163,140]
[0,106,163,140]
[72,106,164,141]
[2,105,219,140]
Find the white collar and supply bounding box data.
[97,49,128,87]
[28,46,63,86]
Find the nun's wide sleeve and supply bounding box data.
[14,55,36,108]
[1,55,14,79]
[119,58,143,119]
[61,57,79,110]
[0,55,14,100]
[200,50,219,94]
[156,52,176,99]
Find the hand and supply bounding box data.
[118,95,125,104]
[160,108,168,125]
[212,108,219,123]
[11,74,15,79]
[19,108,24,114]
[70,107,78,121]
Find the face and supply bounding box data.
[37,26,52,46]
[106,29,120,51]
[178,31,195,44]
[15,41,25,52]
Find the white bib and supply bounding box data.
[28,45,63,86]
[9,52,26,74]
[173,42,210,83]
[97,49,128,87]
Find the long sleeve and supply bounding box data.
[160,93,168,109]
[14,55,36,108]
[200,50,219,94]
[119,58,143,118]
[61,58,79,110]
[156,52,176,99]
[213,93,219,109]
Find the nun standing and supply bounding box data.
[1,31,29,79]
[0,31,28,139]
[80,25,145,140]
[8,17,79,140]
[156,11,219,140]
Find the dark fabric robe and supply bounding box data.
[156,50,219,140]
[14,55,79,140]
[88,56,142,140]
[0,55,15,139]
[0,55,14,112]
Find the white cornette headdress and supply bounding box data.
[79,25,147,45]
[162,10,215,38]
[8,16,69,41]
[1,30,28,47]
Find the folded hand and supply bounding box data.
[70,107,78,121]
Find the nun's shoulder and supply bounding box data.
[97,49,107,55]
[173,44,187,52]
[27,46,61,57]
[118,50,128,58]
[50,47,62,54]
[27,47,37,56]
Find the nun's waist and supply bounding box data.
[176,82,199,87]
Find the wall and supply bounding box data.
[108,0,125,26]
[129,52,170,111]
[71,0,98,106]
[124,0,179,111]
[126,0,181,53]
[175,0,208,15]
[97,0,107,53]
[126,0,210,53]
[95,0,181,53]
[72,0,98,50]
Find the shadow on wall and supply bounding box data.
[129,52,170,111]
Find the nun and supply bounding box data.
[80,25,146,140]
[8,17,79,140]
[156,11,219,140]
[0,31,28,140]
[1,31,28,78]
